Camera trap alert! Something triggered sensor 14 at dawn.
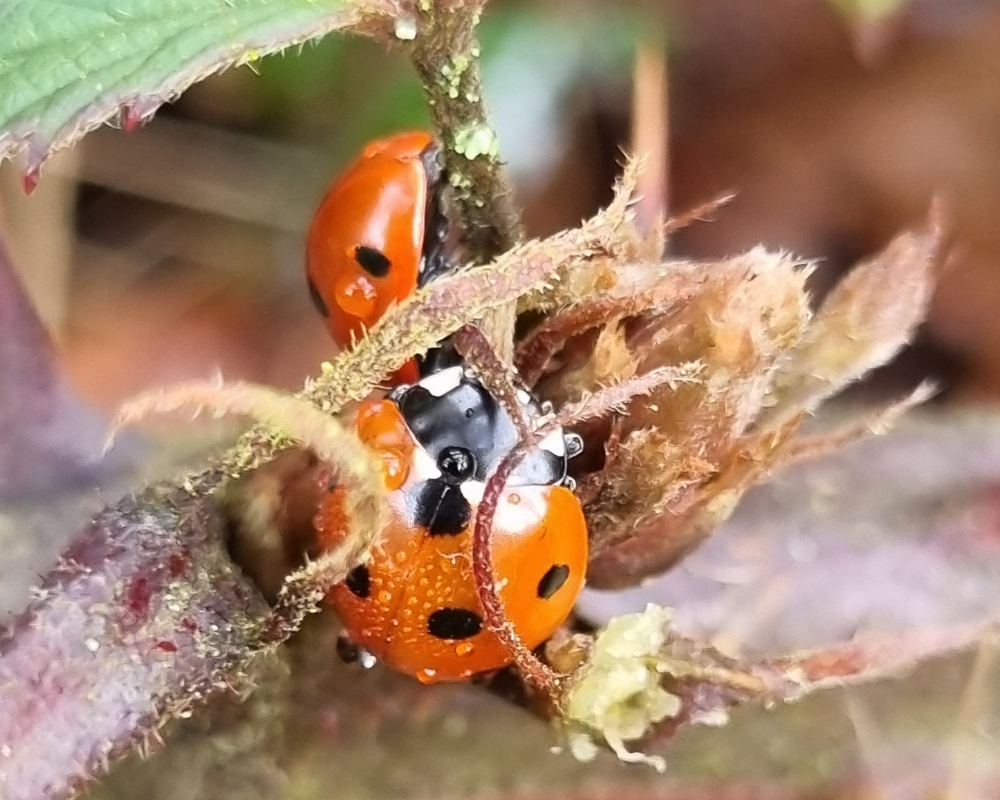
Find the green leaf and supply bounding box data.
[0,0,370,183]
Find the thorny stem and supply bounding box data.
[472,366,696,700]
[472,433,564,701]
[409,1,523,362]
[109,382,389,643]
[555,365,703,428]
[661,658,769,696]
[453,324,532,441]
[514,286,699,387]
[409,2,522,258]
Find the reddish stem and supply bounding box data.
[454,324,532,441]
[471,434,561,699]
[0,488,269,800]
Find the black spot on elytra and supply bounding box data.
[308,278,329,317]
[354,245,391,278]
[537,564,570,599]
[414,481,471,536]
[345,565,371,598]
[428,608,483,640]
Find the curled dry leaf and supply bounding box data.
[514,282,700,387]
[756,215,942,431]
[568,213,942,588]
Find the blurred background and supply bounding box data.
[3,0,999,414]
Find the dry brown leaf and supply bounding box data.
[757,214,942,431]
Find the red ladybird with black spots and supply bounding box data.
[316,364,588,683]
[306,131,451,383]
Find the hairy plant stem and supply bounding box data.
[409,1,523,363]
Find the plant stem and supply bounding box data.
[409,1,523,362]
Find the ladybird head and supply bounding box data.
[390,364,580,489]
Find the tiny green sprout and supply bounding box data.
[453,125,497,161]
[451,54,469,75]
[393,17,418,41]
[564,604,680,772]
[470,44,481,58]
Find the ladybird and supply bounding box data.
[306,131,450,383]
[316,365,588,682]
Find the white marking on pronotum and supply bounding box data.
[418,365,464,397]
[537,427,566,457]
[410,447,442,481]
[461,481,486,504]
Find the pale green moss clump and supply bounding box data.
[563,604,681,772]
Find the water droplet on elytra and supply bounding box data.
[417,668,438,684]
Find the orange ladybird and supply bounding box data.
[306,131,450,383]
[316,365,588,682]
